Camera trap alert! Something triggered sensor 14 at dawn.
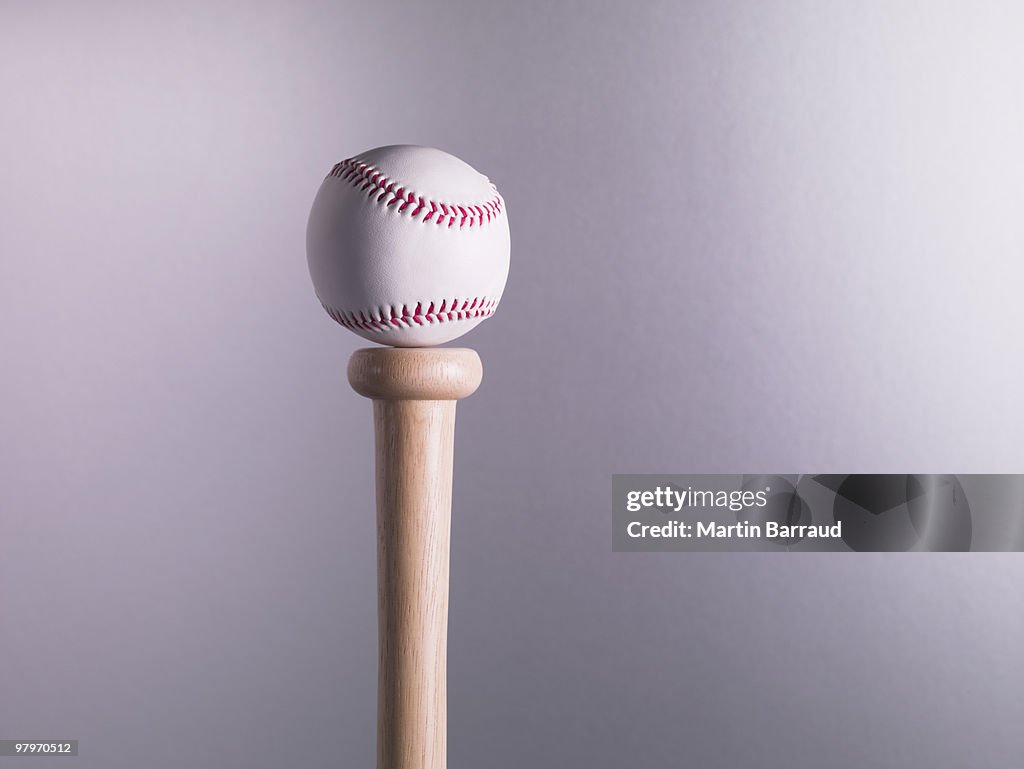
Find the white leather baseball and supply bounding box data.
[307,145,511,347]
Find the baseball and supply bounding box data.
[306,145,511,347]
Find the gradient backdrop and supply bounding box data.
[2,2,1023,767]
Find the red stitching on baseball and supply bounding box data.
[322,296,498,332]
[328,158,503,229]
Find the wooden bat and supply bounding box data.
[348,346,483,769]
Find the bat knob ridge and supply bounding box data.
[348,347,483,402]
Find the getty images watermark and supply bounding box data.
[620,479,840,545]
[613,474,1024,552]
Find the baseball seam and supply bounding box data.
[321,296,498,332]
[327,158,504,229]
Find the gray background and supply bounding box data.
[2,1,1022,767]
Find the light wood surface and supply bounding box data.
[348,347,482,769]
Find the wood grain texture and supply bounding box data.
[349,347,483,401]
[348,347,483,769]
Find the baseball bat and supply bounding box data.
[348,346,483,769]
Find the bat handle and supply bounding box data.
[348,347,483,769]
